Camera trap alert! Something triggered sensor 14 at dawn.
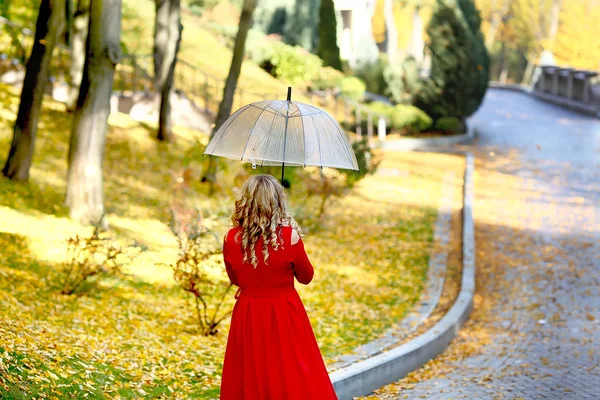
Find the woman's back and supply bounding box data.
[223,225,314,292]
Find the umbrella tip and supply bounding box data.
[287,87,291,102]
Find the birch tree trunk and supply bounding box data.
[2,0,66,181]
[67,0,90,111]
[408,4,424,64]
[66,0,122,225]
[383,0,398,64]
[547,0,560,46]
[204,0,257,194]
[156,0,181,142]
[153,0,170,85]
[212,0,258,134]
[485,11,502,50]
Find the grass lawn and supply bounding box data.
[0,82,463,397]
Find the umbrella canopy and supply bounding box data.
[204,96,359,173]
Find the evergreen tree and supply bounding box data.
[458,0,489,109]
[253,0,320,52]
[415,0,489,120]
[316,0,342,70]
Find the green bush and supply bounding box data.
[339,76,366,100]
[435,116,464,133]
[384,57,421,104]
[189,0,221,16]
[391,104,432,133]
[355,56,387,96]
[367,101,394,120]
[313,66,346,91]
[365,102,431,133]
[247,37,323,86]
[340,139,380,187]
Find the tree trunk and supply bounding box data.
[2,0,66,181]
[499,42,508,83]
[204,0,257,194]
[212,0,258,134]
[66,0,122,225]
[156,0,181,142]
[547,0,560,45]
[67,0,90,111]
[408,4,424,64]
[522,56,535,85]
[485,11,502,50]
[153,0,170,85]
[485,0,512,50]
[383,0,397,64]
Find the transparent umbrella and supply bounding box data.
[204,88,359,182]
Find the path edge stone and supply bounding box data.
[330,153,476,400]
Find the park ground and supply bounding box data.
[0,81,465,398]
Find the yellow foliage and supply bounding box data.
[554,0,600,70]
[372,0,387,44]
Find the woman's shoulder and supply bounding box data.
[225,226,242,244]
[279,225,301,245]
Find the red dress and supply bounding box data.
[220,226,338,400]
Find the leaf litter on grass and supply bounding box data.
[0,83,463,397]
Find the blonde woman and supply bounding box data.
[220,174,337,400]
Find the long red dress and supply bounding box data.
[220,225,338,400]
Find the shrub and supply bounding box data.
[340,138,381,187]
[355,56,388,96]
[367,101,394,120]
[60,227,133,295]
[415,0,489,120]
[170,210,233,336]
[313,66,345,91]
[384,57,422,104]
[435,116,464,133]
[391,104,433,133]
[247,37,323,86]
[339,76,366,100]
[188,0,221,16]
[291,139,379,230]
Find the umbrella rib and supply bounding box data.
[240,104,271,161]
[310,115,323,169]
[260,113,277,168]
[321,110,358,170]
[249,103,285,118]
[254,112,277,165]
[298,108,306,167]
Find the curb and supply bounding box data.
[330,153,475,400]
[379,125,476,151]
[488,81,530,93]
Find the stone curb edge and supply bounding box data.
[330,153,475,400]
[379,125,476,151]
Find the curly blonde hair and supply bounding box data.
[231,174,300,268]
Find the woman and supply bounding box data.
[220,174,337,400]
